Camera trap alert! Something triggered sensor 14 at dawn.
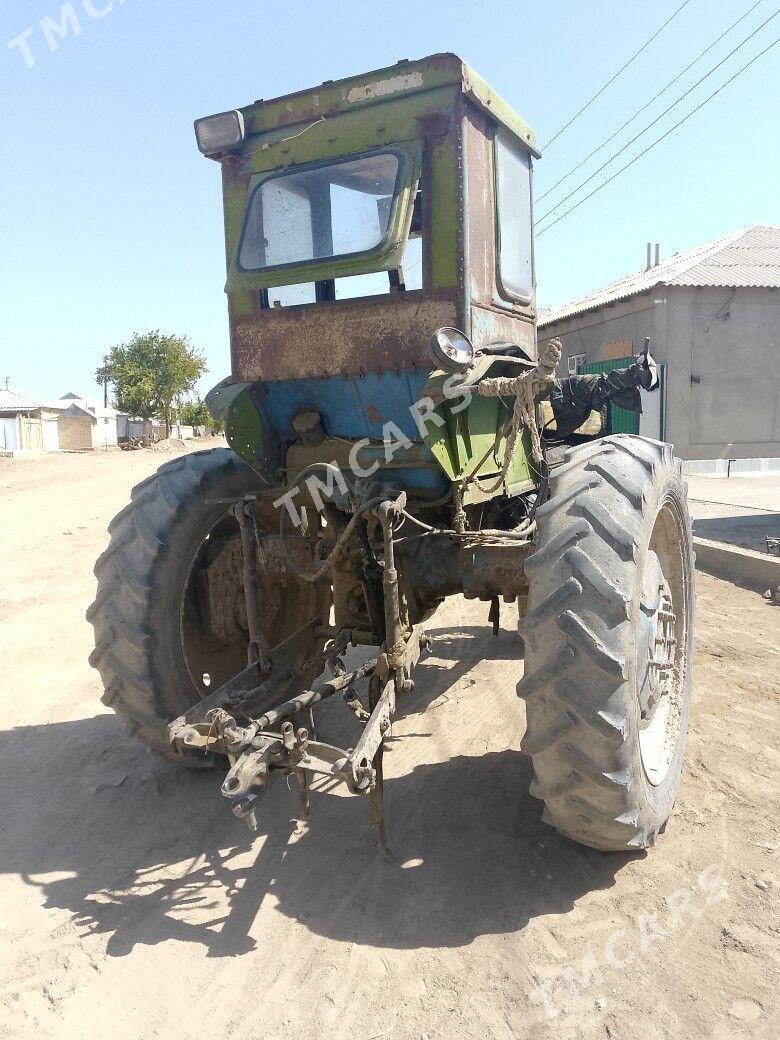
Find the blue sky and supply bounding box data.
[1,0,778,401]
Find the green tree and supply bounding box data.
[179,397,222,431]
[97,332,206,437]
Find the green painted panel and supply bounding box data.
[424,385,534,503]
[578,357,639,436]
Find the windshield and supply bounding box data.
[238,151,401,272]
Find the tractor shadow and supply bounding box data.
[1,625,639,957]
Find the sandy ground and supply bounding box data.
[687,475,780,553]
[0,446,778,1040]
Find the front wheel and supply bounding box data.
[518,435,695,851]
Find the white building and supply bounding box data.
[0,386,63,454]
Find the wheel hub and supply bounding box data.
[637,548,683,787]
[640,584,676,720]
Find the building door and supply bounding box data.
[1,418,18,451]
[20,417,44,452]
[43,419,60,452]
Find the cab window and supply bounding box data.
[239,151,401,272]
[494,134,533,302]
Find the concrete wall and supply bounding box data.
[119,418,163,440]
[665,286,779,460]
[540,285,780,460]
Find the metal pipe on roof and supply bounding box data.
[655,243,660,267]
[646,243,652,270]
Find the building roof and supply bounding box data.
[58,393,118,418]
[539,225,780,327]
[0,386,113,417]
[63,403,97,421]
[0,387,47,415]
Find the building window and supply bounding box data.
[494,133,533,302]
[568,353,587,375]
[603,339,634,361]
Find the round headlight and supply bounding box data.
[429,327,475,373]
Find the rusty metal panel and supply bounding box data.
[464,103,496,309]
[470,305,536,357]
[231,291,459,381]
[222,91,463,383]
[463,101,537,353]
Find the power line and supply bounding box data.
[540,0,694,151]
[537,0,765,203]
[535,35,779,238]
[538,7,779,224]
[536,7,780,226]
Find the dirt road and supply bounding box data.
[687,474,780,553]
[1,447,778,1040]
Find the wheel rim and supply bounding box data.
[179,511,256,697]
[637,498,689,786]
[177,508,325,704]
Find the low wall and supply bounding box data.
[683,457,780,477]
[694,536,780,595]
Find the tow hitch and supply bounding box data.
[167,493,425,850]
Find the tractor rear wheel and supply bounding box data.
[88,448,326,765]
[518,435,695,851]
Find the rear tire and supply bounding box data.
[88,448,326,765]
[518,435,695,851]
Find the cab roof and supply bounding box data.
[237,52,539,157]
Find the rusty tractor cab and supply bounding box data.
[89,55,695,853]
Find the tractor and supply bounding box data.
[88,54,695,852]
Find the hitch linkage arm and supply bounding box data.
[170,492,424,846]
